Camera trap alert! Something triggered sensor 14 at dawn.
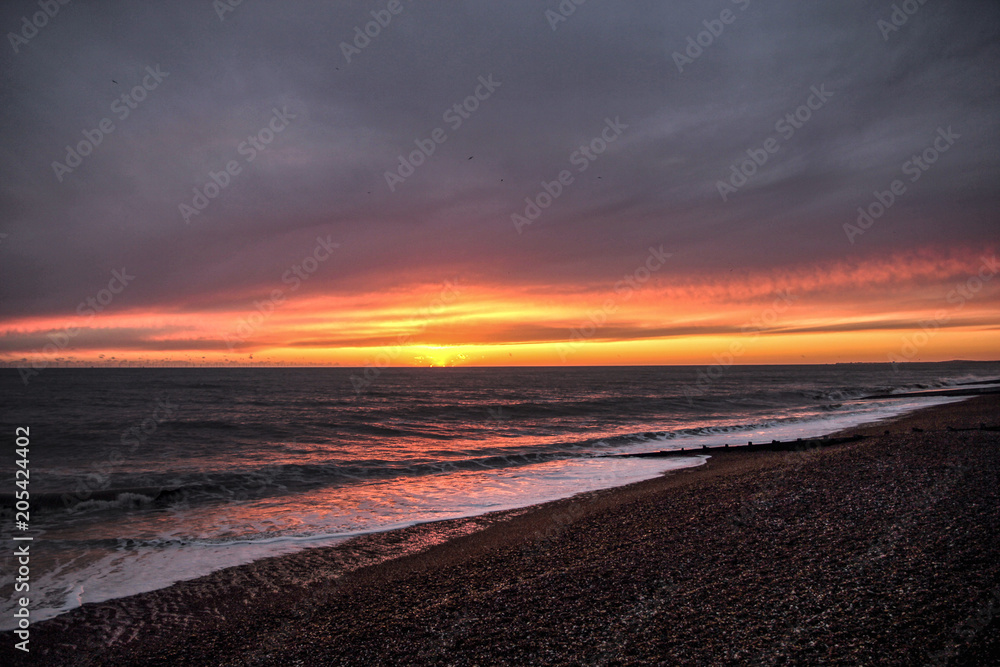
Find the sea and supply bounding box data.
[2,361,999,629]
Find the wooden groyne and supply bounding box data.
[611,434,866,458]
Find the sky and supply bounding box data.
[1,0,998,368]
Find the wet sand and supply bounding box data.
[5,395,999,665]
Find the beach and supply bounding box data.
[8,364,994,633]
[4,0,999,663]
[4,393,997,665]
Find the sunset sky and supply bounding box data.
[1,0,997,367]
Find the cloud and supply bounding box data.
[0,0,998,363]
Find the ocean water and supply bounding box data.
[1,362,998,628]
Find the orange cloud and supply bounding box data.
[1,247,996,366]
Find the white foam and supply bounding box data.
[614,396,966,453]
[0,395,969,630]
[0,455,704,630]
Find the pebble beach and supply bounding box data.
[5,394,999,665]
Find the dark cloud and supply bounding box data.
[1,0,998,321]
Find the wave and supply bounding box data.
[0,411,860,518]
[1,450,595,515]
[0,487,166,512]
[63,491,158,513]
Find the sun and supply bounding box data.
[413,346,469,367]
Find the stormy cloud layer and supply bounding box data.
[0,0,997,356]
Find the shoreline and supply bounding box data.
[5,392,944,631]
[0,395,942,630]
[5,395,999,664]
